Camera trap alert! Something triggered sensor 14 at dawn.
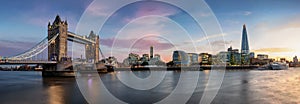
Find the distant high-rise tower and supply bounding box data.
[150,46,154,59]
[241,24,249,54]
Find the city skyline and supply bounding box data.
[1,0,300,61]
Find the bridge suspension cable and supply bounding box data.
[99,47,105,59]
[8,34,59,60]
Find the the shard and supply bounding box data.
[241,24,249,54]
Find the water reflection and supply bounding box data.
[100,71,180,103]
[0,69,300,103]
[211,70,250,104]
[42,78,87,104]
[47,85,64,104]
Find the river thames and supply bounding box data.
[1,68,300,104]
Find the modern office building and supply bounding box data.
[149,54,165,66]
[228,46,239,53]
[140,54,150,62]
[213,51,229,65]
[241,24,250,54]
[227,46,241,65]
[250,58,271,65]
[198,53,212,65]
[122,53,140,67]
[188,53,199,65]
[172,50,190,66]
[241,24,250,65]
[154,54,161,60]
[257,54,268,60]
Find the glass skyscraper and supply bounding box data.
[241,24,250,65]
[241,24,249,54]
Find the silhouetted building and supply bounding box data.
[199,53,212,65]
[280,58,286,63]
[150,46,154,59]
[291,56,299,67]
[122,53,140,67]
[257,54,268,60]
[250,58,271,65]
[249,52,255,59]
[154,54,160,60]
[293,56,298,64]
[227,46,241,65]
[149,54,165,66]
[250,54,271,65]
[140,54,150,62]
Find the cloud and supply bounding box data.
[251,17,300,51]
[86,3,111,16]
[134,2,180,17]
[120,2,181,24]
[225,20,240,25]
[122,15,170,25]
[26,16,51,27]
[243,11,252,16]
[253,48,295,53]
[210,40,232,45]
[223,11,253,16]
[252,48,297,61]
[195,33,228,43]
[195,40,232,55]
[198,12,211,17]
[101,37,174,51]
[100,37,176,62]
[0,40,36,57]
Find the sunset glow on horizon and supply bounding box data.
[0,0,300,62]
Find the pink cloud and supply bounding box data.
[101,38,174,51]
[0,40,36,57]
[121,2,180,23]
[100,37,176,62]
[86,3,110,16]
[135,3,179,17]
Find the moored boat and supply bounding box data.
[270,62,288,70]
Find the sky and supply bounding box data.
[0,0,300,62]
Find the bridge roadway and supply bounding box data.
[67,31,96,44]
[0,60,57,65]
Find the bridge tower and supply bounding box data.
[85,31,100,63]
[47,15,68,62]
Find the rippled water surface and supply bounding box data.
[1,68,300,104]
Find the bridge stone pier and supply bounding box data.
[43,15,100,74]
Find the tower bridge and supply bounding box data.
[47,15,99,63]
[1,15,105,75]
